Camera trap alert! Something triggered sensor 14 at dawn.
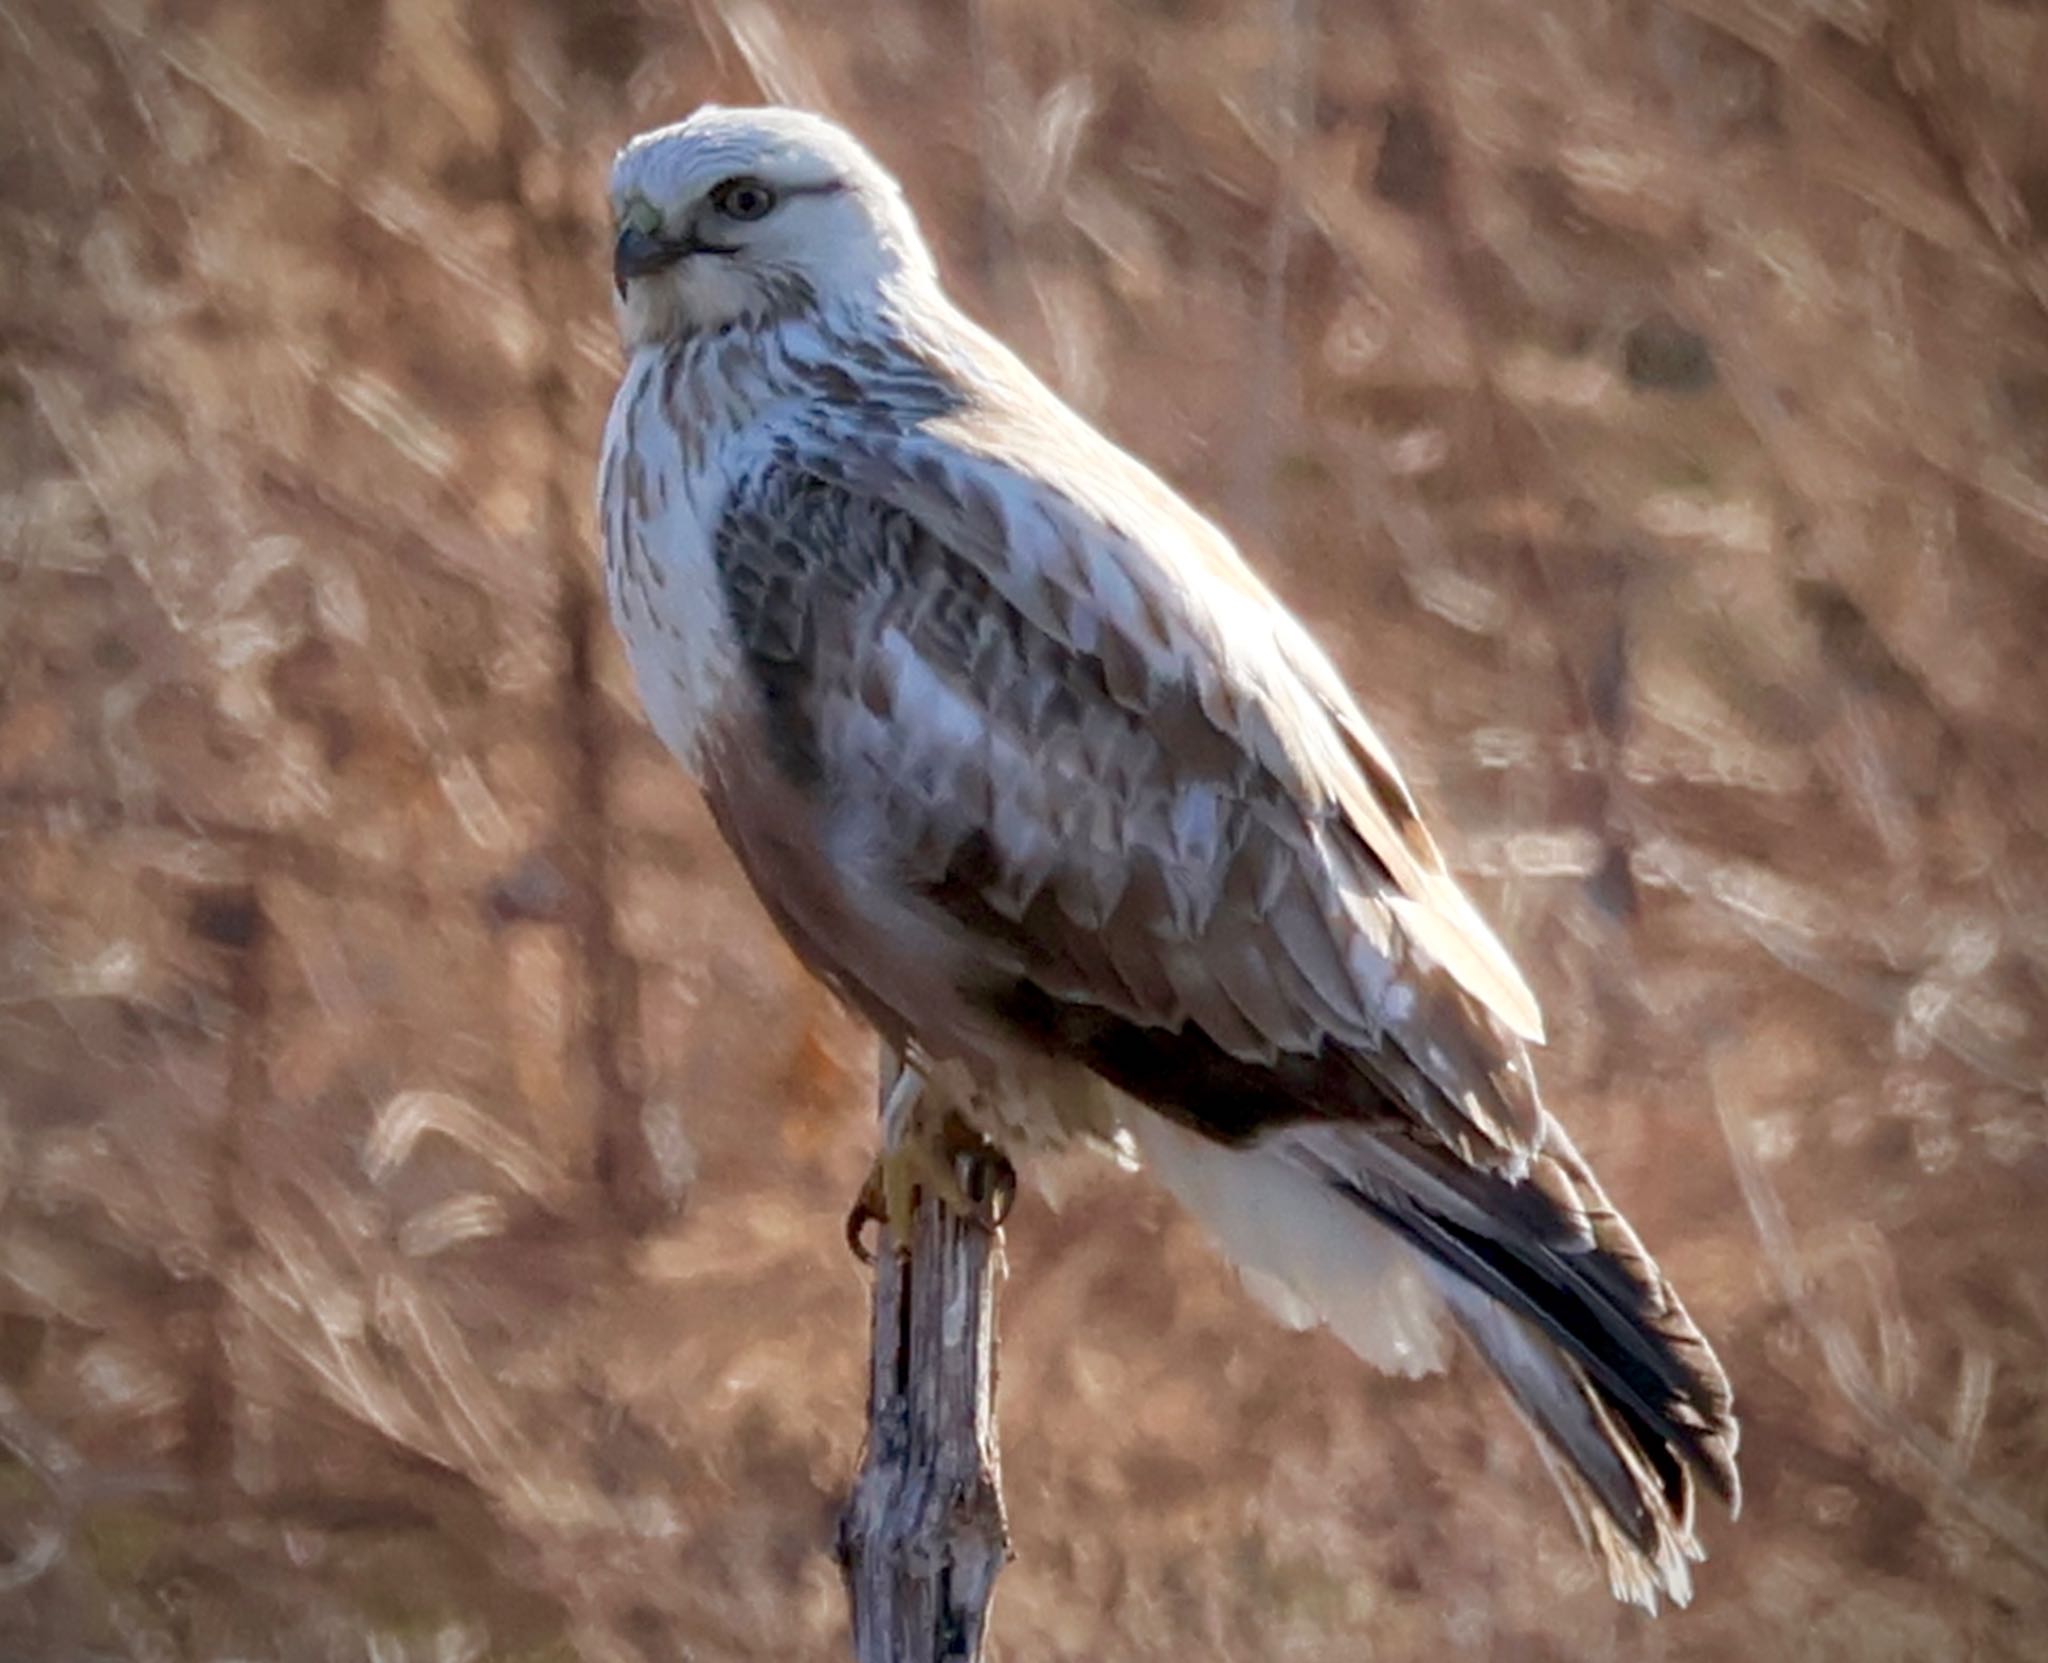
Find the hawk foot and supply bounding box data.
[845,1106,1016,1264]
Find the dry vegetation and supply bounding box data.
[4,0,2048,1657]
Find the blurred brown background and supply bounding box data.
[5,0,2048,1658]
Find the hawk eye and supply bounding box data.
[710,177,778,222]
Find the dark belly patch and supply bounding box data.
[977,973,1367,1146]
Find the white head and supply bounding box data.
[607,105,937,347]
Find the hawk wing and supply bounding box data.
[699,385,1735,1604]
[753,393,1547,1164]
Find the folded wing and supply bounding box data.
[702,382,1735,1603]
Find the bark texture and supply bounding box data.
[838,1083,1009,1663]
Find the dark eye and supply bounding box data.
[710,177,777,222]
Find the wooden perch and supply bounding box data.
[837,1071,1010,1662]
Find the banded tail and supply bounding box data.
[1135,1111,1739,1609]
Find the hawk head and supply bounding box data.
[608,105,937,345]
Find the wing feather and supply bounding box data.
[773,402,1541,1168]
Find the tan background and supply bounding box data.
[5,0,2048,1657]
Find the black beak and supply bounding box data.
[614,226,685,298]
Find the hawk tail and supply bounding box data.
[1303,1119,1739,1609]
[1133,1112,1738,1610]
[1425,1264,1727,1608]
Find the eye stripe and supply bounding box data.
[612,177,848,239]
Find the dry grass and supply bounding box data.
[4,0,2048,1657]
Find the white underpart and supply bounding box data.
[599,346,747,773]
[1128,1111,1449,1378]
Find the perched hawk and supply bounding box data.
[599,105,1737,1607]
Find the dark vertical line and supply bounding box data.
[477,24,658,1228]
[891,1210,915,1400]
[559,576,658,1223]
[188,882,266,1495]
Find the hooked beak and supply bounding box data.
[612,223,741,299]
[614,226,684,298]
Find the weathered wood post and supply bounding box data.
[837,1070,1010,1662]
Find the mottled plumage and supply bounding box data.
[599,105,1737,1607]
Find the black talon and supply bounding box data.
[983,1154,1018,1228]
[960,1150,1017,1225]
[845,1196,881,1265]
[953,1131,1017,1231]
